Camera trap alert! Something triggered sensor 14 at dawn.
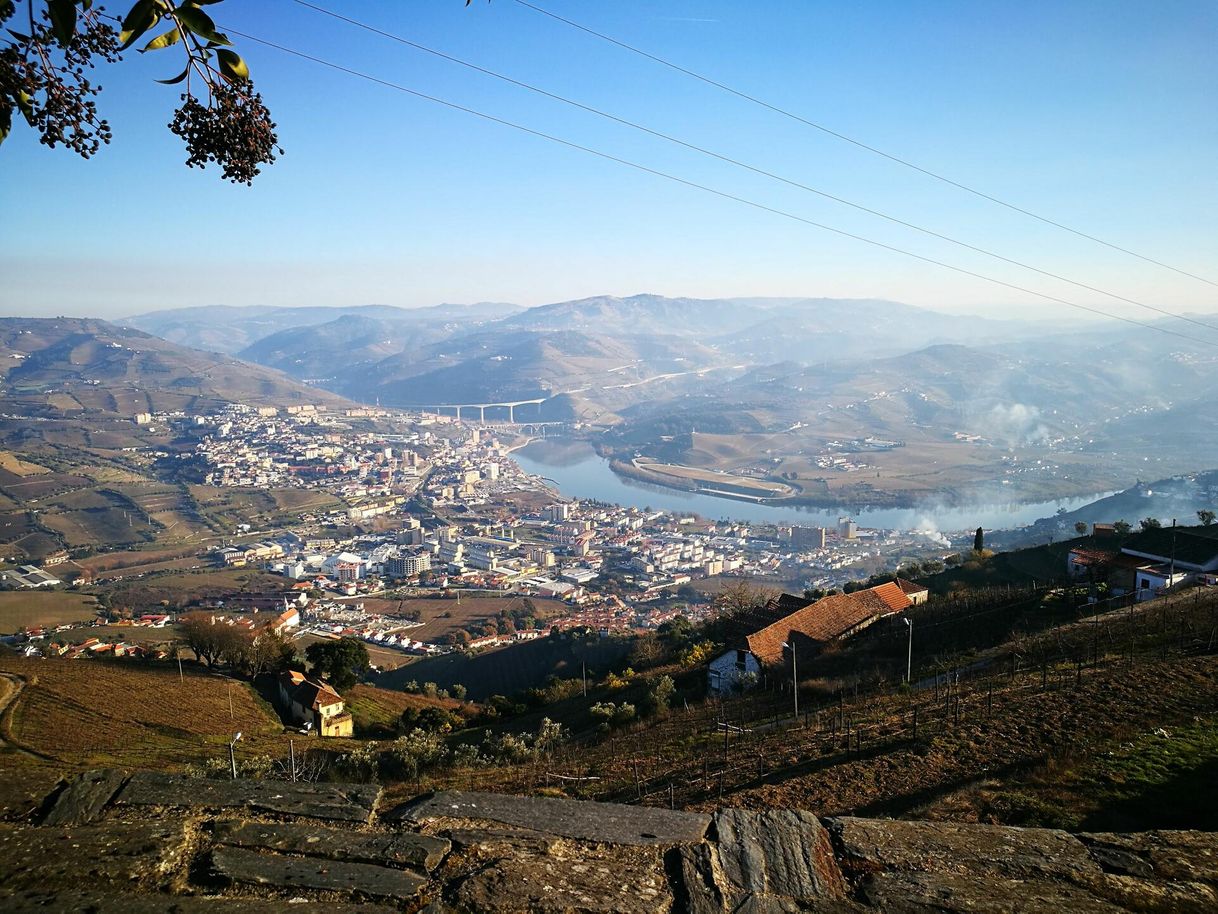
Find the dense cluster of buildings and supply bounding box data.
[182,404,430,496]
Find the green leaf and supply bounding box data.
[156,64,191,85]
[119,0,161,51]
[15,89,34,123]
[141,25,182,52]
[47,0,78,46]
[216,48,249,82]
[173,5,229,45]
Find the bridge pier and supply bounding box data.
[479,406,485,423]
[508,404,515,423]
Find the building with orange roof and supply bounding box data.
[277,670,353,737]
[708,581,915,695]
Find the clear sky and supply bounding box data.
[1,0,1215,324]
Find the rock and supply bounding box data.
[677,843,724,914]
[211,819,450,871]
[451,841,673,913]
[1089,872,1218,914]
[117,772,381,823]
[829,816,1101,882]
[40,769,128,826]
[1080,831,1218,885]
[446,826,561,855]
[211,845,428,900]
[713,808,847,901]
[394,790,710,846]
[0,889,397,913]
[859,871,1126,913]
[0,822,187,891]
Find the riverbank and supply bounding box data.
[514,440,1118,532]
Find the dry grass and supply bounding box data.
[344,683,466,735]
[0,452,50,476]
[0,655,287,768]
[0,592,101,633]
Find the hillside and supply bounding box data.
[358,328,732,411]
[0,319,357,562]
[603,327,1218,505]
[0,318,351,415]
[122,302,522,355]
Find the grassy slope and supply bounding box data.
[0,592,101,633]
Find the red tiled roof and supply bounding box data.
[864,581,912,614]
[291,678,343,711]
[895,577,928,596]
[746,593,873,664]
[742,581,913,665]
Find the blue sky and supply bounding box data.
[1,0,1215,323]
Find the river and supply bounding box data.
[511,439,1113,533]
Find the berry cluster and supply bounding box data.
[169,79,282,185]
[0,8,120,159]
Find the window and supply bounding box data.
[735,649,747,671]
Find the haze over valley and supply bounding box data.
[120,294,1218,512]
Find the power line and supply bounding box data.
[291,0,1218,337]
[511,0,1218,290]
[226,28,1218,351]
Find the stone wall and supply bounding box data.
[0,769,1214,912]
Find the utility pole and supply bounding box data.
[904,617,914,683]
[229,732,242,780]
[581,660,587,697]
[782,641,798,723]
[177,653,183,683]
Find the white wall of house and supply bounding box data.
[707,648,761,695]
[1134,568,1191,601]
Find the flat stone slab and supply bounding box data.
[212,845,427,900]
[212,819,450,871]
[713,808,847,902]
[396,790,710,846]
[829,816,1102,883]
[1080,831,1218,885]
[0,890,397,914]
[861,871,1127,914]
[40,769,129,826]
[117,772,380,823]
[0,822,187,891]
[453,841,673,913]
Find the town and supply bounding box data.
[5,402,957,663]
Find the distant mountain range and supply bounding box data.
[5,294,1215,507]
[0,317,350,416]
[120,294,1045,414]
[123,302,523,356]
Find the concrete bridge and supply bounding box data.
[415,398,548,422]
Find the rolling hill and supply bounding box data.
[123,302,522,356]
[0,318,351,415]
